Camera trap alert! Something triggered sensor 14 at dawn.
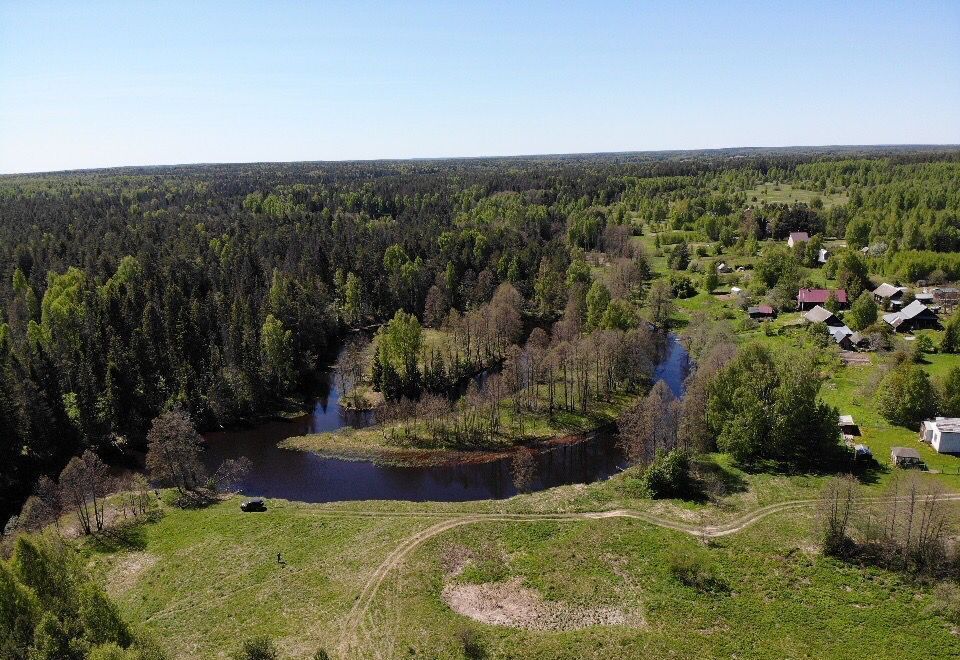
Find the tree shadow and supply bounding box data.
[731,450,886,486]
[172,488,220,509]
[87,520,148,553]
[689,456,748,502]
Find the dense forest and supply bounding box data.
[2,146,959,522]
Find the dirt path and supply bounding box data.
[335,493,960,658]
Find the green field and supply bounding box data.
[745,183,849,208]
[88,472,960,659]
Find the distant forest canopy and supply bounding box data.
[1,145,959,520]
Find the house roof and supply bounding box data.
[900,299,936,320]
[748,305,774,315]
[798,288,848,304]
[839,415,856,426]
[891,447,921,459]
[803,305,839,325]
[788,232,809,243]
[928,417,960,433]
[831,325,854,340]
[914,293,934,302]
[873,283,905,299]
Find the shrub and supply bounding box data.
[640,449,692,499]
[458,626,486,659]
[233,636,279,660]
[669,274,697,298]
[668,552,729,594]
[933,583,960,625]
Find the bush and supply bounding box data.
[933,583,960,625]
[669,274,697,299]
[668,552,729,594]
[458,626,486,659]
[640,449,692,499]
[232,636,278,660]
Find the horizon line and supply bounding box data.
[3,142,960,178]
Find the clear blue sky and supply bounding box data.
[1,0,958,173]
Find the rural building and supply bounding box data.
[802,304,843,327]
[891,446,923,468]
[854,444,872,459]
[933,287,960,314]
[919,418,960,453]
[838,414,859,437]
[797,288,848,311]
[873,283,906,307]
[882,300,939,333]
[747,305,775,319]
[787,232,809,247]
[717,262,732,273]
[817,248,829,265]
[830,325,856,349]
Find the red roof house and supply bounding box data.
[797,288,848,310]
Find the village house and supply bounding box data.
[882,299,940,333]
[747,304,775,320]
[797,288,848,311]
[830,325,858,349]
[802,304,843,327]
[872,283,906,307]
[891,446,923,468]
[919,418,960,454]
[787,231,809,248]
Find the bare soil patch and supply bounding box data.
[840,351,871,366]
[442,577,643,630]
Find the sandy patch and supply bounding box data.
[106,551,157,597]
[442,577,643,630]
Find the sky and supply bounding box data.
[1,0,958,174]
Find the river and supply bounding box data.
[201,335,689,503]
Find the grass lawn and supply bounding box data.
[377,509,960,659]
[89,490,960,659]
[745,183,849,208]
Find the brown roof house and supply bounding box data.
[797,288,848,311]
[747,305,776,319]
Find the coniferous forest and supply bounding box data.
[2,146,960,522]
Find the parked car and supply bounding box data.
[240,497,266,512]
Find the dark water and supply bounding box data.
[202,335,689,503]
